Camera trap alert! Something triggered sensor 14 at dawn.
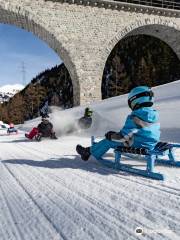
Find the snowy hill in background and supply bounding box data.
[1,80,180,240]
[0,84,24,103]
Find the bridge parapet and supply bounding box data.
[45,0,180,17]
[114,1,180,10]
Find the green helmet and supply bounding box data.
[84,107,93,117]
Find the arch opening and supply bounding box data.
[102,24,180,99]
[0,4,78,123]
[0,4,80,105]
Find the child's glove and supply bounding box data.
[105,131,116,140]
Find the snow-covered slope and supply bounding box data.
[0,120,9,129]
[0,84,24,103]
[0,81,180,240]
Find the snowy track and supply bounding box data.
[0,132,180,240]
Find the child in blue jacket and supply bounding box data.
[76,86,160,161]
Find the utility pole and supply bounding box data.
[21,62,26,86]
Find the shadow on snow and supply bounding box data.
[2,156,133,176]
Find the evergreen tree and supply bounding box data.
[102,35,180,99]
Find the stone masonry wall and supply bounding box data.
[0,0,180,105]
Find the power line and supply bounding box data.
[21,62,26,86]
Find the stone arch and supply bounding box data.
[101,17,180,98]
[105,18,180,61]
[0,2,80,105]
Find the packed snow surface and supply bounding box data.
[1,81,180,240]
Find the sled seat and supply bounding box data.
[91,136,180,181]
[116,142,171,156]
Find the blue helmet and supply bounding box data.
[128,86,154,110]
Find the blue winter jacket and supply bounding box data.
[120,107,160,150]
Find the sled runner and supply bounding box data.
[34,132,58,141]
[91,136,180,180]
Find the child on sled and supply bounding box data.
[78,107,93,129]
[7,123,18,134]
[25,117,57,140]
[76,86,160,161]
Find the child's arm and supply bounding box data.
[105,114,140,143]
[105,131,126,142]
[112,115,139,144]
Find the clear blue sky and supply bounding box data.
[0,23,62,86]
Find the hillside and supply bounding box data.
[0,64,73,124]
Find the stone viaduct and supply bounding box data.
[0,0,180,105]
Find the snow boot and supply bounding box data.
[25,133,30,139]
[76,145,91,161]
[35,134,42,141]
[50,132,58,139]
